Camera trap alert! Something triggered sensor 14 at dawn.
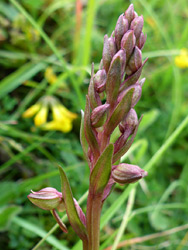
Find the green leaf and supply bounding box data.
[0,205,22,231]
[0,62,46,99]
[106,56,121,106]
[120,59,148,91]
[80,110,89,162]
[58,166,87,241]
[90,144,114,195]
[113,116,142,163]
[12,216,68,250]
[106,88,134,136]
[84,96,100,160]
[88,63,98,109]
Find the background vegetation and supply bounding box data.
[0,0,188,249]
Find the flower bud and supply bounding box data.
[103,35,117,72]
[28,187,64,211]
[115,14,129,49]
[126,46,142,75]
[132,84,142,107]
[120,108,138,133]
[91,104,110,128]
[136,32,147,50]
[112,163,147,184]
[108,36,117,57]
[124,4,135,25]
[121,30,136,61]
[114,49,126,78]
[93,69,107,93]
[130,16,144,40]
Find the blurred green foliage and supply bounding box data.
[0,0,188,249]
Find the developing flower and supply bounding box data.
[28,187,64,211]
[112,163,147,184]
[175,49,188,68]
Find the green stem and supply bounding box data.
[83,240,89,250]
[86,192,102,250]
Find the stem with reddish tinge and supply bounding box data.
[86,191,102,250]
[51,209,68,233]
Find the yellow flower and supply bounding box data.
[23,96,77,133]
[44,67,57,85]
[34,106,48,127]
[52,105,78,121]
[175,49,188,68]
[43,104,77,133]
[22,104,41,118]
[42,118,72,133]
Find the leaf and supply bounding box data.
[88,63,98,109]
[13,216,68,250]
[113,116,142,163]
[84,96,100,159]
[106,88,134,136]
[90,144,114,195]
[106,56,121,106]
[58,166,87,241]
[80,110,89,162]
[0,205,22,231]
[120,58,148,92]
[0,62,46,99]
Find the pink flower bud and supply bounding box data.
[137,32,147,50]
[112,163,147,184]
[115,14,129,49]
[124,4,135,25]
[28,187,64,211]
[102,35,117,72]
[108,36,117,58]
[132,84,142,107]
[91,104,110,128]
[121,30,136,61]
[121,108,138,132]
[130,15,144,40]
[113,49,127,78]
[93,69,107,93]
[126,46,142,75]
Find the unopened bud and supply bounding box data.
[28,187,64,211]
[124,4,135,24]
[115,14,129,49]
[121,30,136,61]
[130,15,144,40]
[112,163,147,184]
[108,36,117,58]
[93,69,107,93]
[114,49,127,78]
[91,104,110,128]
[137,32,147,50]
[132,84,142,107]
[103,35,117,72]
[126,46,142,75]
[120,108,138,132]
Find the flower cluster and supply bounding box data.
[28,4,148,249]
[23,96,77,133]
[82,3,148,190]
